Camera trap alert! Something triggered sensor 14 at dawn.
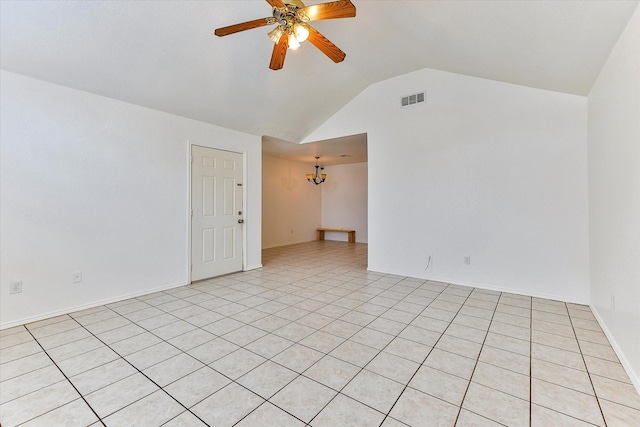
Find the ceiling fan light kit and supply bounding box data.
[214,0,356,70]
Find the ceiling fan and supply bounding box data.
[214,0,356,70]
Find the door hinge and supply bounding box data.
[237,183,242,186]
[190,208,193,217]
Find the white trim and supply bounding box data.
[262,239,319,250]
[242,150,248,272]
[0,281,188,330]
[590,306,640,395]
[367,267,590,305]
[245,264,263,271]
[187,139,193,284]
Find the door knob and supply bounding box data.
[238,219,244,224]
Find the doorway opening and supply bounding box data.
[261,133,368,250]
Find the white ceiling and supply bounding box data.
[263,133,367,166]
[1,1,637,144]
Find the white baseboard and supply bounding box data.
[367,266,639,395]
[590,306,640,395]
[366,266,589,305]
[0,281,188,330]
[261,239,316,250]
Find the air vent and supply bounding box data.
[401,91,425,108]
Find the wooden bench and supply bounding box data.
[317,228,356,243]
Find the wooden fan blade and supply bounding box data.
[269,34,289,70]
[303,0,356,21]
[215,18,271,37]
[265,0,287,8]
[306,25,346,63]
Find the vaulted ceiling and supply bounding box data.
[1,1,637,143]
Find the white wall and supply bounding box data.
[321,162,368,243]
[305,68,590,303]
[262,156,321,248]
[0,71,262,328]
[588,5,640,390]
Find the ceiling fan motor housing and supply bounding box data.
[273,3,309,26]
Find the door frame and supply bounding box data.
[188,141,247,284]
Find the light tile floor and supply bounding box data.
[1,241,640,426]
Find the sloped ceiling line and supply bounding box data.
[1,1,637,142]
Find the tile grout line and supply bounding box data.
[302,278,451,426]
[64,310,214,426]
[102,296,312,425]
[156,263,387,424]
[6,243,636,426]
[450,290,502,426]
[130,269,381,426]
[380,284,483,426]
[528,302,613,426]
[21,324,107,427]
[564,302,608,427]
[226,246,382,424]
[7,245,378,424]
[530,295,533,427]
[130,279,315,421]
[260,279,432,425]
[5,263,420,425]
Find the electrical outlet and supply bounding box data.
[72,271,82,283]
[10,281,22,294]
[464,256,471,265]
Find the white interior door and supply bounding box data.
[191,145,244,281]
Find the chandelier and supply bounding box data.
[306,156,326,185]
